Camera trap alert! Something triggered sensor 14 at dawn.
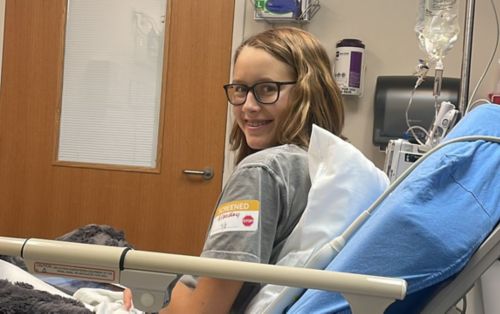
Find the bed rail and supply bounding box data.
[0,236,406,313]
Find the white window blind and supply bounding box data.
[57,0,167,168]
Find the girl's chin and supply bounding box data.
[247,138,275,150]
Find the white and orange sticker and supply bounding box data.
[209,200,260,236]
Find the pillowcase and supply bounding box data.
[245,124,389,313]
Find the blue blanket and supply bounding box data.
[287,104,500,314]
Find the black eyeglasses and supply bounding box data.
[223,81,296,106]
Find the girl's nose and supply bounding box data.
[241,91,261,112]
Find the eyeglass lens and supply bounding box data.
[226,82,280,105]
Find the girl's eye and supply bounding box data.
[257,83,278,94]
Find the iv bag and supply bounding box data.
[415,0,460,66]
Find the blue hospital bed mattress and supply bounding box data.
[287,104,500,314]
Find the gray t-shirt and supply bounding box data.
[181,144,311,312]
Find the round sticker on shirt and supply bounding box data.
[209,200,260,236]
[242,215,254,227]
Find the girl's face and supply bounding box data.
[231,46,295,150]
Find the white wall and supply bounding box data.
[232,0,500,169]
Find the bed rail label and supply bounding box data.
[33,262,115,282]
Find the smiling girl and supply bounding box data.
[125,26,345,314]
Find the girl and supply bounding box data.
[126,26,344,313]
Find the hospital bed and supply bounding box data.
[0,103,499,313]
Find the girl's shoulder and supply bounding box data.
[237,144,308,174]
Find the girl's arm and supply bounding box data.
[160,277,243,314]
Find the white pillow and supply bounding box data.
[245,124,389,314]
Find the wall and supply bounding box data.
[230,0,500,169]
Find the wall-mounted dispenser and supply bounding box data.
[334,38,365,96]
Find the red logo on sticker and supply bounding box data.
[242,215,254,227]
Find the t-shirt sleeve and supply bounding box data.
[200,164,284,264]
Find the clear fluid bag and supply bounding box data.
[415,0,460,66]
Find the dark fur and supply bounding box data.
[55,224,133,248]
[0,279,92,313]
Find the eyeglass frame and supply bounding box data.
[223,81,297,106]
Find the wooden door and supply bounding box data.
[0,0,234,255]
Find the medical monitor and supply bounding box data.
[373,75,461,149]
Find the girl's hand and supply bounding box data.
[123,287,133,311]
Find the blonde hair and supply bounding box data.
[230,27,344,163]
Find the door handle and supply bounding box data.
[182,167,214,180]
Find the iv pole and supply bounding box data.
[458,0,476,115]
